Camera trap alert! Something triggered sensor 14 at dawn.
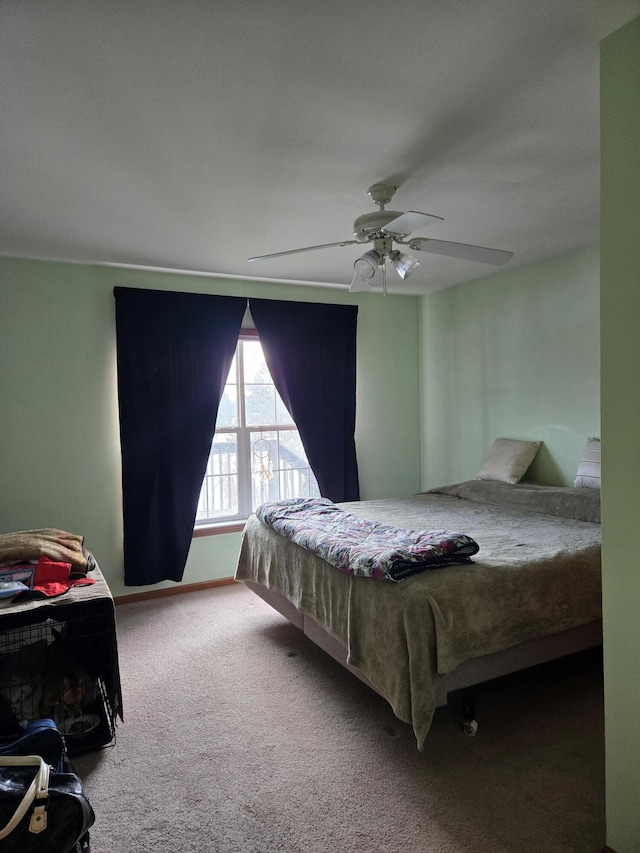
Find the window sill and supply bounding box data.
[192,521,247,538]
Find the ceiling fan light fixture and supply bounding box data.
[354,249,381,279]
[390,250,420,280]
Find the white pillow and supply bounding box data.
[574,438,601,489]
[476,438,542,485]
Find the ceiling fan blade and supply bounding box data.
[408,238,513,266]
[348,272,374,293]
[248,240,360,262]
[383,211,444,236]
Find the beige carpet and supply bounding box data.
[74,583,605,852]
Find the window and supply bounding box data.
[196,335,320,526]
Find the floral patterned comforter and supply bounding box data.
[255,497,479,581]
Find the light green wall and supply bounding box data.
[600,16,640,853]
[420,245,600,488]
[0,256,422,598]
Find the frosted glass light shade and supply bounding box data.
[390,250,420,280]
[354,250,381,279]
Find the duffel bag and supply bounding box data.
[0,719,66,771]
[0,754,94,853]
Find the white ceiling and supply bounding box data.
[1,0,639,295]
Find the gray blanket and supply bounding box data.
[235,482,602,750]
[0,528,95,574]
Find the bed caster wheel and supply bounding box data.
[463,718,478,736]
[460,691,477,735]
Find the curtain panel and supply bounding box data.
[114,287,246,585]
[249,297,360,503]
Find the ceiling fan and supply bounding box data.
[248,183,514,294]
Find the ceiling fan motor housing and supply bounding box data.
[353,210,404,241]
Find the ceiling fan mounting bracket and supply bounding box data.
[367,183,397,207]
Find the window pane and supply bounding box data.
[243,340,268,384]
[277,431,320,500]
[243,339,292,427]
[196,433,238,520]
[278,430,306,463]
[226,351,237,384]
[245,382,276,426]
[275,395,293,425]
[216,384,238,428]
[249,429,319,511]
[215,353,238,428]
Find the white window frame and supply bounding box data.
[194,331,319,533]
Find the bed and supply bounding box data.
[235,479,602,750]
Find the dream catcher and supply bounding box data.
[252,432,274,482]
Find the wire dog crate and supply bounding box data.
[0,568,122,755]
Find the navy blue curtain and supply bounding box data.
[114,287,246,585]
[249,298,360,502]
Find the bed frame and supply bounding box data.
[245,580,602,733]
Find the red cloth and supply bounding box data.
[29,555,96,597]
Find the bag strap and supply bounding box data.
[0,755,50,839]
